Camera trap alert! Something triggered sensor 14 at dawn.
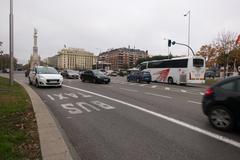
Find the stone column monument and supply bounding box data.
[29,28,41,69]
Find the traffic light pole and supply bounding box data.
[168,39,195,56]
[173,42,195,56]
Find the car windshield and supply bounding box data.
[93,70,105,76]
[37,67,58,74]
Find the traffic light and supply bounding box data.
[168,40,171,47]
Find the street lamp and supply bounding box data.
[9,0,14,85]
[184,10,191,56]
[0,42,3,71]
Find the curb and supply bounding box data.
[1,74,75,160]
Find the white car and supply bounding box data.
[29,66,63,87]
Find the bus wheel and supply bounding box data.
[168,77,173,84]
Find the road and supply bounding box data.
[15,73,240,160]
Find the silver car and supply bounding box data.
[29,66,63,87]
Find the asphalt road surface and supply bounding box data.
[15,73,240,160]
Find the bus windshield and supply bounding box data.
[193,59,204,67]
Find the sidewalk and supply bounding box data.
[0,74,76,160]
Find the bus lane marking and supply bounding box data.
[62,84,240,149]
[64,93,78,98]
[53,93,69,100]
[47,95,55,101]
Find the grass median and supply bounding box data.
[0,76,41,159]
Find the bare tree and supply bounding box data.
[215,30,237,75]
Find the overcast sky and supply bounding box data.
[0,0,239,64]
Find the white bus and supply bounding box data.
[138,56,205,84]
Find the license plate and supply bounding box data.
[50,81,57,83]
[104,79,108,81]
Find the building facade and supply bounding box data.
[98,47,148,70]
[57,48,96,70]
[44,55,58,68]
[29,28,41,69]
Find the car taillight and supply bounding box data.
[204,88,214,96]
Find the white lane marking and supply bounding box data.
[76,102,92,112]
[53,93,69,100]
[151,85,157,88]
[63,84,240,149]
[129,83,137,85]
[145,92,172,99]
[165,87,170,90]
[105,85,113,88]
[64,93,78,98]
[66,117,72,119]
[77,92,92,98]
[61,103,82,114]
[188,100,202,105]
[88,105,101,111]
[200,92,204,95]
[91,100,115,110]
[120,88,138,92]
[47,94,55,101]
[140,84,147,87]
[180,89,187,93]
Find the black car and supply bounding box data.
[202,76,240,131]
[205,70,215,79]
[80,70,110,84]
[62,69,80,79]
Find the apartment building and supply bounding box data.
[98,47,148,70]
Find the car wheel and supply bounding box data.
[29,78,32,85]
[147,81,150,84]
[168,77,173,84]
[35,80,40,88]
[208,106,235,131]
[81,78,85,82]
[92,78,96,84]
[127,78,130,82]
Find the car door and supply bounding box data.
[89,71,94,81]
[82,71,89,80]
[215,79,239,109]
[235,78,240,107]
[29,67,36,84]
[84,70,91,81]
[135,71,140,81]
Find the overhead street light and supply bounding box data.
[184,10,191,56]
[9,0,14,85]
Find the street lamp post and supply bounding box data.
[184,10,191,56]
[0,42,3,71]
[9,0,14,85]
